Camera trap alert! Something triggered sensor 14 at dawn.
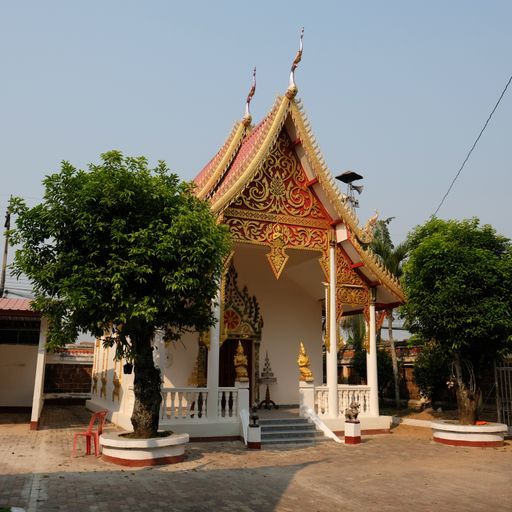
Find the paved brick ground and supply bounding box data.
[0,406,511,512]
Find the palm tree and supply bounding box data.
[370,219,408,410]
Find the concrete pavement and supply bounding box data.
[0,406,511,512]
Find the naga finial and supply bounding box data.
[286,27,304,99]
[243,67,257,126]
[361,210,380,243]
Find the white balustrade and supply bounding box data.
[314,386,329,417]
[160,386,239,422]
[314,385,372,418]
[218,387,238,418]
[337,385,371,417]
[160,387,208,421]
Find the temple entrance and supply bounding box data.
[219,338,254,402]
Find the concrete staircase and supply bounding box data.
[259,417,326,445]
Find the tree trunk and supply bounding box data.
[131,329,162,438]
[453,354,479,425]
[387,310,401,410]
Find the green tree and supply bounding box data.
[413,339,451,404]
[401,218,512,424]
[9,151,231,438]
[370,218,408,409]
[343,314,393,397]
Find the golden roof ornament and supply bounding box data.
[286,27,304,99]
[297,341,314,382]
[243,67,257,127]
[361,210,380,243]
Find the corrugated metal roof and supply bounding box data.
[0,298,40,316]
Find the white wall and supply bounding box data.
[155,331,198,388]
[0,345,38,407]
[234,244,324,405]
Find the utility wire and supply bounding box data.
[433,73,512,216]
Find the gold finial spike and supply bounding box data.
[243,67,257,126]
[287,27,304,98]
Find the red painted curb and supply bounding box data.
[433,437,504,448]
[247,442,261,449]
[102,453,185,466]
[30,421,39,431]
[344,436,361,445]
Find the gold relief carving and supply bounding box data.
[112,359,122,402]
[231,131,326,220]
[266,224,289,278]
[319,251,329,280]
[112,374,121,402]
[298,341,314,382]
[223,261,263,340]
[234,341,249,382]
[337,286,369,309]
[199,330,210,349]
[100,374,107,400]
[225,217,328,280]
[224,207,329,230]
[336,247,366,288]
[225,217,328,251]
[188,344,207,387]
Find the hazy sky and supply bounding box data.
[1,1,511,274]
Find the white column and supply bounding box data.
[327,241,339,418]
[30,317,48,430]
[366,288,379,416]
[207,288,221,419]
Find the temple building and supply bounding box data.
[86,40,404,440]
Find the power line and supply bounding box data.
[433,72,512,217]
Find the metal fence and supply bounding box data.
[495,359,512,428]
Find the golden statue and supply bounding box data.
[100,373,107,399]
[297,341,314,382]
[234,341,249,382]
[112,372,121,402]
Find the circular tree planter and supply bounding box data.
[432,420,508,448]
[100,432,189,466]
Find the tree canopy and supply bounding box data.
[401,217,512,422]
[9,151,231,354]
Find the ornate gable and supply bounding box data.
[224,129,332,279]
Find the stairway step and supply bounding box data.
[259,418,307,425]
[261,431,324,439]
[261,437,327,445]
[260,423,316,432]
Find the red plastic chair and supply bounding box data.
[72,410,108,457]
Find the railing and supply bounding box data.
[240,408,249,445]
[160,387,208,421]
[314,384,372,418]
[218,387,238,418]
[337,385,371,417]
[315,386,329,417]
[160,386,238,422]
[300,405,342,443]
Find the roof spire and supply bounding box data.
[243,67,257,126]
[287,27,304,99]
